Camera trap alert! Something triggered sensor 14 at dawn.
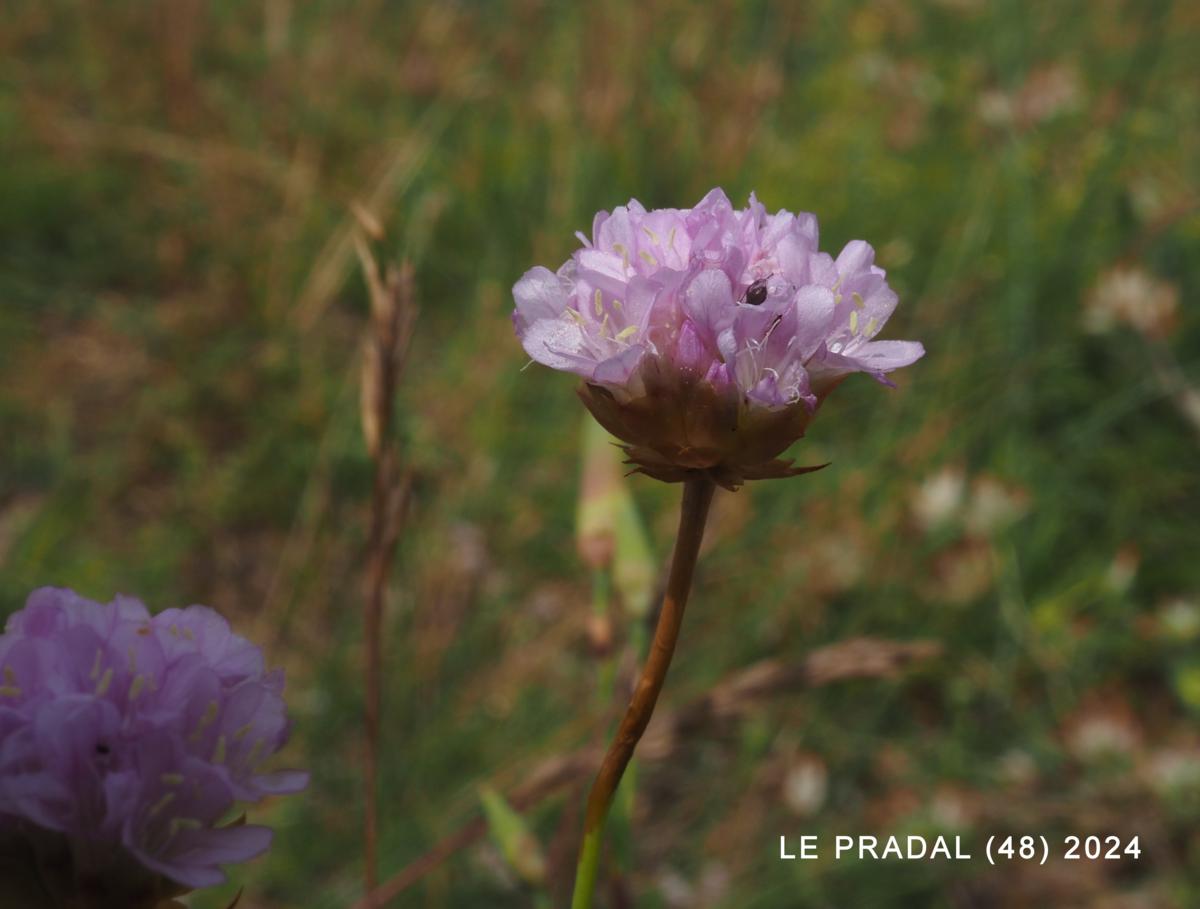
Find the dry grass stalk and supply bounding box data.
[356,221,418,905]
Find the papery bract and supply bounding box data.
[513,189,924,488]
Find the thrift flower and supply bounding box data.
[513,188,923,488]
[0,587,307,906]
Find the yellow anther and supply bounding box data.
[865,317,878,336]
[168,624,180,638]
[246,738,266,767]
[129,675,146,701]
[2,666,20,697]
[615,325,638,341]
[852,291,865,308]
[639,250,658,267]
[95,668,114,697]
[849,311,860,334]
[566,307,584,325]
[232,722,253,741]
[641,225,660,244]
[168,817,202,837]
[610,243,630,270]
[181,627,195,641]
[668,227,677,249]
[212,735,227,765]
[149,792,176,817]
[593,288,603,316]
[90,650,104,681]
[189,700,220,742]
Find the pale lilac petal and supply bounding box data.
[846,339,926,371]
[592,345,648,387]
[512,266,570,330]
[791,285,838,360]
[520,316,592,373]
[835,239,875,279]
[683,268,735,348]
[252,769,310,795]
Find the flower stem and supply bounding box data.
[570,473,716,909]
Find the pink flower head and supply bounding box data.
[0,587,307,903]
[513,189,924,488]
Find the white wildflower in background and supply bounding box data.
[1159,598,1200,642]
[1144,747,1200,799]
[782,754,828,817]
[1064,706,1142,763]
[1082,265,1179,338]
[911,465,967,532]
[964,475,1030,537]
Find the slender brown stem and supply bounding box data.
[354,637,938,907]
[363,450,392,903]
[572,472,716,907]
[358,247,416,906]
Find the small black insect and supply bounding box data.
[95,742,111,756]
[741,277,769,306]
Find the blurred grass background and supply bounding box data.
[3,0,1200,906]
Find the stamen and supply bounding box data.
[761,314,784,345]
[246,738,266,768]
[849,311,860,334]
[129,675,146,701]
[167,817,202,840]
[593,289,603,317]
[189,700,220,742]
[611,243,630,271]
[615,325,638,341]
[95,668,114,697]
[149,793,176,817]
[852,291,865,308]
[639,250,658,267]
[1,666,21,697]
[90,649,104,681]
